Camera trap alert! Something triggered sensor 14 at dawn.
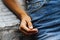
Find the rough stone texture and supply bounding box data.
[0,23,24,40]
[0,25,24,40]
[0,0,26,40]
[0,0,20,27]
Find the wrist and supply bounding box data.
[20,13,29,19]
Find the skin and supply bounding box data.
[3,0,38,35]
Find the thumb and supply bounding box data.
[27,21,33,29]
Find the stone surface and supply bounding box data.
[0,0,20,27]
[0,25,23,40]
[0,0,26,40]
[0,25,24,40]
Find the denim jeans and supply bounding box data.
[23,0,60,40]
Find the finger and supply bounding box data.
[32,28,38,33]
[19,26,29,35]
[20,24,31,32]
[27,21,33,29]
[19,20,30,31]
[28,28,38,33]
[19,25,38,34]
[20,28,32,35]
[21,24,38,33]
[19,21,37,34]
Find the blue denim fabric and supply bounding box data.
[25,0,60,40]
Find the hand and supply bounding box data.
[19,15,38,35]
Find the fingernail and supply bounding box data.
[29,26,33,29]
[33,28,38,32]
